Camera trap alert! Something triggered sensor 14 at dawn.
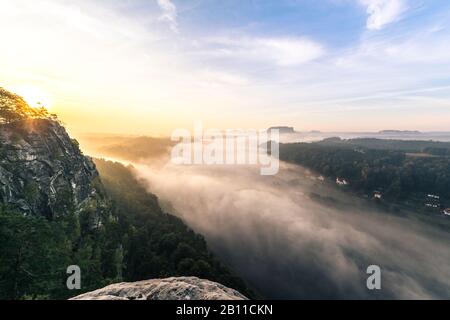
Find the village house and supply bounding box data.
[336,178,349,186]
[373,191,382,199]
[425,194,440,208]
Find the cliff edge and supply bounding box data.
[70,277,248,300]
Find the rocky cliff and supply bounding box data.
[0,88,251,300]
[70,277,248,300]
[0,118,107,221]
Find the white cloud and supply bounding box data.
[360,0,407,30]
[202,36,325,66]
[197,70,249,87]
[157,0,178,33]
[255,38,325,66]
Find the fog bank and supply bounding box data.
[133,160,450,299]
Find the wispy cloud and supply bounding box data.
[200,36,325,66]
[1,0,449,132]
[157,0,178,33]
[360,0,408,30]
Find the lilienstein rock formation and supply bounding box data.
[0,105,247,300]
[71,277,247,300]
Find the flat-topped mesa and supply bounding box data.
[0,118,107,221]
[267,126,296,134]
[70,277,248,300]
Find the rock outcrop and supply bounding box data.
[0,118,107,220]
[70,277,248,300]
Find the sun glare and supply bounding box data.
[14,86,52,110]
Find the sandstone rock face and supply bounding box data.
[70,277,248,300]
[0,119,107,220]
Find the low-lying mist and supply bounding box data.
[128,159,450,299]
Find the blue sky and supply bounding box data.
[1,0,450,133]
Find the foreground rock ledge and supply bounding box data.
[70,277,248,300]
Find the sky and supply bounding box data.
[1,0,450,135]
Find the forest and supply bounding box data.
[280,138,450,213]
[0,160,253,300]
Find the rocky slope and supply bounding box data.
[70,277,248,300]
[0,118,108,221]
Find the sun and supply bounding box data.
[14,86,52,110]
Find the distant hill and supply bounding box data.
[77,134,174,161]
[379,130,422,134]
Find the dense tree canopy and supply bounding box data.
[0,159,254,300]
[94,159,254,298]
[280,139,450,211]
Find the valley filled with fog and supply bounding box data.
[4,0,450,303]
[129,159,450,299]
